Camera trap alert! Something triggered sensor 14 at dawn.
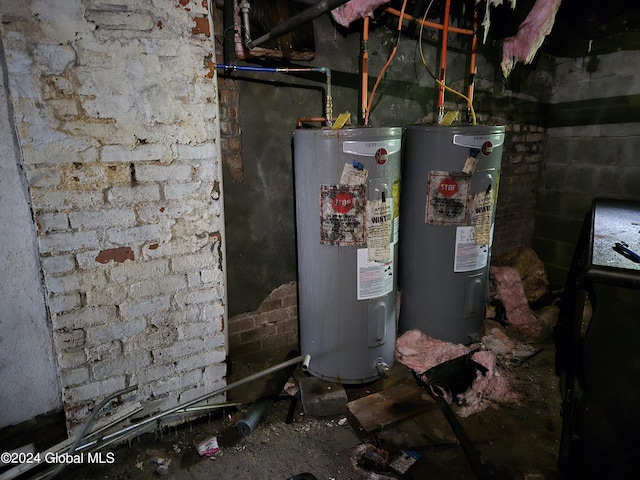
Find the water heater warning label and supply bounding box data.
[425,171,469,225]
[454,226,489,272]
[320,185,366,245]
[357,248,393,300]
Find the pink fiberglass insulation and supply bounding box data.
[396,330,516,416]
[482,327,516,357]
[490,265,543,340]
[396,329,470,375]
[331,0,390,27]
[457,350,518,417]
[500,0,562,77]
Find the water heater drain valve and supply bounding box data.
[374,357,390,377]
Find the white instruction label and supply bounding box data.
[454,226,489,272]
[357,248,394,300]
[339,163,369,186]
[366,198,393,262]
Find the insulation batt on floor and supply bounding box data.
[490,265,544,340]
[396,329,517,417]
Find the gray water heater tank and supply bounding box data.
[293,127,402,383]
[398,124,505,344]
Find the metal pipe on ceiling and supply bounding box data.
[246,0,350,49]
[223,0,235,64]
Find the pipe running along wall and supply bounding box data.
[215,64,333,125]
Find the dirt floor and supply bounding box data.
[1,338,562,480]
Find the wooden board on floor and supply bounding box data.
[347,381,436,432]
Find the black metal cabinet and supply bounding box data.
[556,198,640,479]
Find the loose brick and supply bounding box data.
[66,376,127,404]
[60,366,90,387]
[86,318,147,345]
[38,212,70,232]
[106,184,161,204]
[69,208,136,230]
[54,329,86,351]
[38,230,100,254]
[135,163,193,183]
[128,275,188,299]
[91,351,152,381]
[41,254,76,275]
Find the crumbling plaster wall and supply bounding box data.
[0,40,62,429]
[535,50,640,283]
[0,0,228,431]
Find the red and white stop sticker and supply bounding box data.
[375,148,388,165]
[438,177,458,197]
[332,192,354,213]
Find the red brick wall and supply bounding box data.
[212,4,244,182]
[228,282,298,357]
[492,123,545,258]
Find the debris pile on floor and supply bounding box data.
[394,247,560,419]
[396,329,516,417]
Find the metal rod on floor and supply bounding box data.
[1,354,311,480]
[79,353,311,450]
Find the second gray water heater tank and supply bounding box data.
[398,124,505,344]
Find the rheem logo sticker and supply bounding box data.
[375,148,388,165]
[482,141,493,156]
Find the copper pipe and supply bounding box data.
[467,7,479,122]
[361,16,370,124]
[385,7,473,36]
[297,117,328,127]
[437,0,452,120]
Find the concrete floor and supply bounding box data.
[0,340,562,480]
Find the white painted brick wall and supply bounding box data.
[1,0,227,433]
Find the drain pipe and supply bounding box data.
[215,64,333,125]
[237,350,301,436]
[246,0,350,49]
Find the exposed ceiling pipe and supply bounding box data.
[385,7,473,35]
[215,64,333,125]
[223,0,235,64]
[246,0,351,49]
[386,4,477,125]
[466,7,479,123]
[239,1,252,46]
[360,16,370,124]
[437,0,452,122]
